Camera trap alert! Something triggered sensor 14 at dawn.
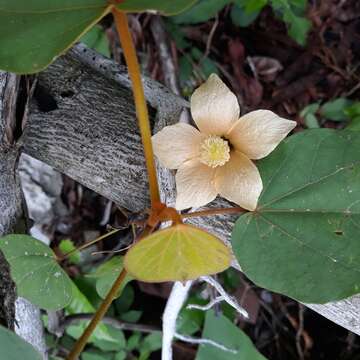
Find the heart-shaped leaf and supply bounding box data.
[0,325,42,360]
[125,224,231,282]
[0,0,111,74]
[0,0,197,74]
[232,129,360,303]
[0,235,72,310]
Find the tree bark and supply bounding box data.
[19,44,360,336]
[0,72,46,357]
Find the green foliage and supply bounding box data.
[320,98,352,121]
[59,239,81,264]
[172,0,229,24]
[172,0,310,45]
[301,97,358,128]
[231,3,261,27]
[0,234,72,310]
[0,325,42,360]
[0,0,109,74]
[80,25,110,58]
[0,0,197,74]
[232,129,360,303]
[138,333,162,360]
[65,281,118,343]
[87,256,132,299]
[346,102,360,131]
[177,296,207,335]
[196,310,267,359]
[270,0,311,45]
[300,103,320,128]
[116,0,198,15]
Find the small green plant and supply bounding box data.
[172,0,311,45]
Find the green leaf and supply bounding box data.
[0,234,72,310]
[300,103,320,117]
[231,4,260,27]
[139,333,162,360]
[286,12,311,46]
[191,48,219,79]
[81,351,107,360]
[80,25,110,58]
[114,351,127,360]
[116,0,199,15]
[0,325,42,360]
[92,325,126,352]
[114,284,134,314]
[347,116,360,131]
[177,297,206,335]
[172,0,229,24]
[121,310,142,323]
[89,256,132,299]
[300,103,320,128]
[239,0,268,13]
[270,0,311,45]
[0,0,110,74]
[196,311,267,360]
[59,239,81,265]
[345,102,360,119]
[321,98,352,121]
[126,332,142,351]
[66,281,116,343]
[232,129,360,303]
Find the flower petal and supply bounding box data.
[191,73,240,136]
[175,159,217,210]
[215,151,262,211]
[227,110,296,159]
[152,123,204,169]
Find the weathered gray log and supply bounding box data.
[23,43,186,213]
[24,45,360,336]
[0,72,47,357]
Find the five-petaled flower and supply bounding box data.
[152,74,296,211]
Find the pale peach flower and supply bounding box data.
[152,74,296,211]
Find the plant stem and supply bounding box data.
[66,268,127,360]
[112,9,160,207]
[66,224,153,359]
[181,207,246,219]
[59,228,120,261]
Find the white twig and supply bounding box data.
[187,296,224,311]
[162,281,193,360]
[174,333,238,354]
[200,276,249,319]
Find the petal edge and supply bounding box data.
[152,123,203,169]
[215,151,262,211]
[227,110,296,160]
[175,159,218,210]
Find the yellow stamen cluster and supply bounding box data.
[199,135,230,168]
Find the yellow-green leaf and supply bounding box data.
[124,224,231,282]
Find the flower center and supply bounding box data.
[199,135,230,168]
